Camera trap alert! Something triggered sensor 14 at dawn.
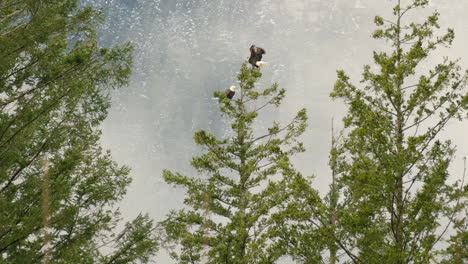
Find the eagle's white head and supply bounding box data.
[229,86,237,92]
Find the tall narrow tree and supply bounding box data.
[0,1,158,262]
[160,62,312,263]
[326,0,468,263]
[279,1,468,263]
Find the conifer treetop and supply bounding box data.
[161,62,311,263]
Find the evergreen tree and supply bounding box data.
[160,62,310,263]
[323,0,468,263]
[0,1,158,262]
[279,1,468,263]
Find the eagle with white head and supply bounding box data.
[224,86,237,99]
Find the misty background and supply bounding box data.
[80,0,468,261]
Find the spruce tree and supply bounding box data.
[278,1,468,263]
[324,0,467,263]
[0,1,158,262]
[160,62,309,263]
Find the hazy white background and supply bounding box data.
[80,0,468,261]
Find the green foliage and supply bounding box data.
[273,1,468,263]
[160,62,312,263]
[323,1,468,263]
[439,217,467,264]
[0,0,158,263]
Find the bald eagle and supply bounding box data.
[224,86,237,99]
[249,45,266,68]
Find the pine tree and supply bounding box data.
[324,0,468,263]
[0,1,158,262]
[276,1,468,263]
[160,62,310,263]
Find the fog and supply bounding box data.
[80,0,468,261]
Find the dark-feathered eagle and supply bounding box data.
[224,86,237,99]
[249,45,266,68]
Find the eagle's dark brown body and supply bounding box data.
[224,89,235,99]
[249,45,266,68]
[223,86,236,100]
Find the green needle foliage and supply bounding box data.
[324,0,468,263]
[0,1,158,263]
[160,62,309,263]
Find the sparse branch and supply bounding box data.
[399,110,458,194]
[403,95,456,132]
[0,9,25,23]
[382,18,397,25]
[400,3,417,19]
[365,96,398,117]
[401,84,418,90]
[251,118,299,144]
[251,134,274,173]
[0,21,29,37]
[426,156,467,253]
[203,143,239,172]
[254,91,283,112]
